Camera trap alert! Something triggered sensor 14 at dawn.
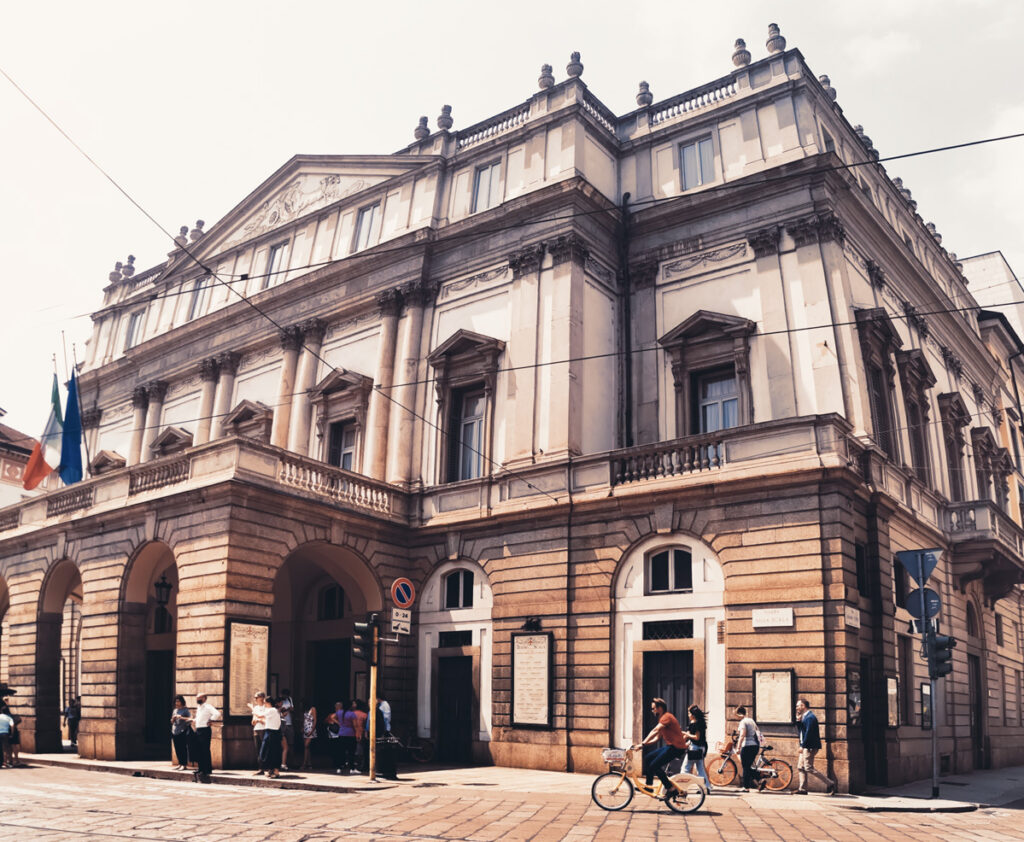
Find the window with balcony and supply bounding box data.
[647,548,694,594]
[897,349,936,484]
[856,308,902,462]
[443,569,474,609]
[262,241,290,289]
[448,386,485,481]
[124,310,145,351]
[309,369,374,474]
[659,311,756,438]
[971,426,1012,508]
[353,202,381,252]
[472,161,502,213]
[938,393,970,502]
[680,136,714,190]
[187,275,211,321]
[327,420,357,471]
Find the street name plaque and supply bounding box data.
[228,621,269,717]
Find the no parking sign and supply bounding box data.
[391,577,416,609]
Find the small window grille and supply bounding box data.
[642,620,693,641]
[438,630,472,648]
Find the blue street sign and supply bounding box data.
[895,549,942,587]
[906,588,941,619]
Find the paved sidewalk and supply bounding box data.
[21,750,1020,813]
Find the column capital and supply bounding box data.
[301,317,327,345]
[216,351,241,375]
[548,233,589,267]
[81,406,103,430]
[629,259,659,290]
[508,243,545,279]
[131,385,149,409]
[747,227,780,258]
[279,326,304,352]
[199,357,220,382]
[375,287,404,316]
[400,280,438,308]
[146,380,168,402]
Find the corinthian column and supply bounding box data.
[270,327,303,449]
[127,387,148,466]
[210,352,240,440]
[287,319,327,456]
[194,358,220,446]
[139,380,168,463]
[364,288,402,480]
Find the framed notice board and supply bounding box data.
[511,632,552,729]
[753,669,795,724]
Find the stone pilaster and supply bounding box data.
[194,358,220,446]
[286,319,327,456]
[270,327,303,449]
[139,381,167,463]
[210,352,240,440]
[364,288,402,480]
[127,386,148,466]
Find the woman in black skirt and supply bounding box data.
[170,695,191,771]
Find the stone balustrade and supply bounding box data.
[581,91,617,135]
[948,499,1024,557]
[278,453,394,514]
[456,103,531,150]
[46,486,95,518]
[129,456,190,495]
[612,436,725,485]
[649,75,738,126]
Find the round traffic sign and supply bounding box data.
[391,577,416,609]
[906,587,941,619]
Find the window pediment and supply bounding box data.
[428,329,505,368]
[90,449,126,475]
[938,392,971,431]
[896,348,936,392]
[855,307,903,362]
[150,425,194,457]
[971,426,998,458]
[222,399,274,443]
[311,368,374,402]
[658,310,756,349]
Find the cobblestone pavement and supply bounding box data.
[0,765,1021,841]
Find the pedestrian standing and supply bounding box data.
[339,700,358,773]
[63,696,81,748]
[248,692,267,770]
[734,705,762,792]
[681,704,712,790]
[170,695,191,771]
[353,699,369,773]
[279,689,295,770]
[300,698,317,770]
[258,697,283,778]
[325,701,343,773]
[0,707,13,768]
[795,698,837,795]
[188,692,221,783]
[378,696,392,733]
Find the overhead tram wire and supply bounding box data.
[1,63,561,504]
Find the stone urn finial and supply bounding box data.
[819,74,837,101]
[174,226,188,249]
[766,23,786,54]
[414,116,430,140]
[121,254,135,279]
[190,220,205,242]
[636,81,653,107]
[538,64,554,90]
[567,51,583,78]
[853,125,874,152]
[926,223,942,245]
[732,38,751,67]
[437,104,453,131]
[109,261,123,283]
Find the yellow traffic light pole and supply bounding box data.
[369,621,378,782]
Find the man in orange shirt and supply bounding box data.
[640,697,690,799]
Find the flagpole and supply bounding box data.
[61,331,70,384]
[71,344,92,478]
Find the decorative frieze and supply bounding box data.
[439,265,509,301]
[508,243,545,279]
[664,242,748,279]
[584,256,614,284]
[747,228,780,258]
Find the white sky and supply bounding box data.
[2,0,1022,436]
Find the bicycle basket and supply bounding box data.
[624,748,642,775]
[601,748,627,766]
[714,740,732,754]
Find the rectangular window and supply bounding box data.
[124,310,144,350]
[647,548,693,594]
[327,421,357,471]
[899,636,914,726]
[996,614,1005,648]
[642,620,694,640]
[1012,425,1022,472]
[444,570,474,609]
[906,400,929,483]
[187,276,211,321]
[855,543,869,597]
[867,364,897,460]
[822,128,836,154]
[946,437,965,502]
[894,560,909,609]
[695,368,738,434]
[262,241,290,289]
[681,137,714,190]
[472,161,502,212]
[438,630,473,648]
[353,203,380,252]
[447,387,485,482]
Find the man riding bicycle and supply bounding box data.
[639,697,689,800]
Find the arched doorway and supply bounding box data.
[270,543,383,765]
[612,534,726,753]
[964,595,987,769]
[120,541,178,759]
[417,558,493,765]
[36,559,83,753]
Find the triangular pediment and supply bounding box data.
[166,155,433,271]
[150,426,193,456]
[428,329,506,365]
[312,368,374,399]
[658,310,756,347]
[223,399,273,427]
[90,449,126,475]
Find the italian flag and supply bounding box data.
[23,374,63,490]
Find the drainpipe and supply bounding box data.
[565,453,574,773]
[618,194,634,447]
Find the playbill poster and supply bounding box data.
[512,633,551,727]
[228,621,269,717]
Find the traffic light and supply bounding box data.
[352,613,379,665]
[928,633,958,679]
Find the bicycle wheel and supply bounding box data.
[591,772,634,811]
[707,754,738,787]
[763,758,793,791]
[410,739,435,763]
[665,780,706,814]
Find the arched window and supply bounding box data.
[317,584,345,621]
[966,602,979,638]
[443,569,474,609]
[646,548,693,594]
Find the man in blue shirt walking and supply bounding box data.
[795,698,837,794]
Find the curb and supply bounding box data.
[21,755,397,794]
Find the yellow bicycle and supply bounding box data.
[591,747,707,813]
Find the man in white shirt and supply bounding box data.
[257,697,283,778]
[279,689,294,771]
[190,693,221,783]
[248,692,267,771]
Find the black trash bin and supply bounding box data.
[376,735,398,780]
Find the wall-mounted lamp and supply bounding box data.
[154,574,172,607]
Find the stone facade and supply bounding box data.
[1,31,1023,791]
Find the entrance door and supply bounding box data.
[436,655,474,764]
[642,650,693,774]
[860,656,887,786]
[309,639,350,717]
[968,654,986,769]
[144,649,174,755]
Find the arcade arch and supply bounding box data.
[36,559,83,753]
[416,558,493,764]
[612,533,726,750]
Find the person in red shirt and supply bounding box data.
[638,697,690,799]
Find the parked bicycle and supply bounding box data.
[591,747,706,813]
[706,738,793,790]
